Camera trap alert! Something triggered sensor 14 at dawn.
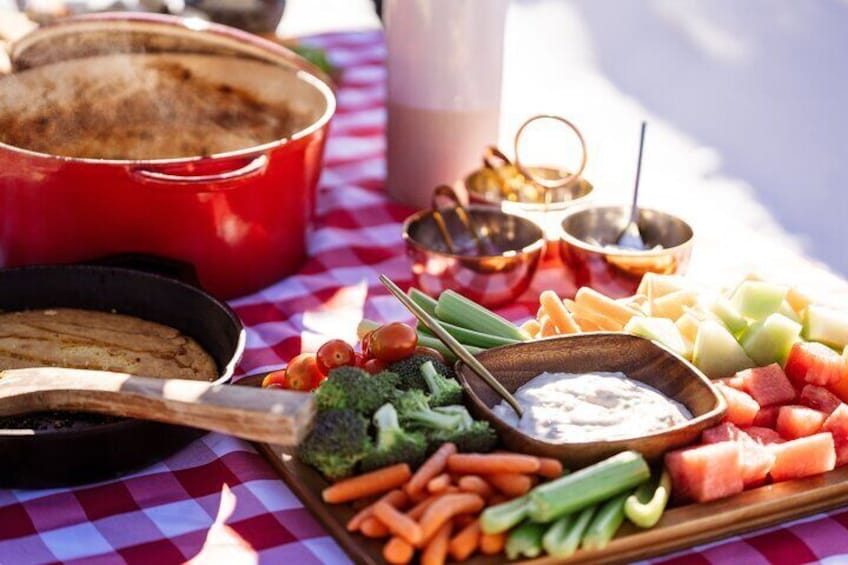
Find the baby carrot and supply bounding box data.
[487,473,533,498]
[406,488,462,521]
[575,287,642,326]
[537,457,564,479]
[374,501,424,546]
[449,518,481,561]
[447,453,540,475]
[540,290,581,334]
[421,521,452,565]
[427,473,452,494]
[539,316,558,337]
[383,536,415,565]
[406,443,457,499]
[479,531,506,555]
[453,514,475,529]
[521,319,541,338]
[457,475,494,499]
[360,516,390,538]
[323,463,411,504]
[419,493,485,542]
[571,302,622,331]
[347,489,408,532]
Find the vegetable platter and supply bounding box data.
[241,273,848,564]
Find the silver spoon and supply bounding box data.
[616,121,648,249]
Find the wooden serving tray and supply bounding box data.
[239,375,848,564]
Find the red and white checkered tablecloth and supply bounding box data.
[3,30,848,565]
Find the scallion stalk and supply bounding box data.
[435,290,529,341]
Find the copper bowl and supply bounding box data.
[559,204,694,298]
[403,206,545,308]
[455,334,726,468]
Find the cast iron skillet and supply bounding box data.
[0,257,245,488]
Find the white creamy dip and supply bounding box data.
[492,371,691,443]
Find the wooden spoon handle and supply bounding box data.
[0,368,315,446]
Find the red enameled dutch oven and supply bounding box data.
[0,13,336,299]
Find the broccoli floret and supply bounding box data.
[314,367,400,416]
[394,390,466,431]
[433,405,474,428]
[388,354,455,391]
[428,420,498,454]
[360,403,427,472]
[421,360,462,406]
[297,409,371,480]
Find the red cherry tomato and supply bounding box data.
[414,346,446,365]
[369,322,418,362]
[360,330,374,358]
[363,358,388,374]
[353,353,366,368]
[316,339,356,374]
[286,353,323,391]
[262,369,287,389]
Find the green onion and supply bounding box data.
[542,505,596,558]
[505,520,547,560]
[418,319,520,348]
[527,451,650,523]
[408,288,438,317]
[480,495,530,535]
[624,469,671,528]
[581,491,630,551]
[435,290,529,341]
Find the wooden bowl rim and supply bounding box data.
[455,332,727,449]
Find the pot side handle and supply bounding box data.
[131,154,268,191]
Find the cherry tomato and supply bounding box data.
[360,330,374,358]
[353,353,366,368]
[414,346,446,364]
[363,358,388,374]
[262,369,287,389]
[316,339,356,374]
[286,353,323,391]
[369,322,418,362]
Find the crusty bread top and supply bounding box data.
[0,308,218,381]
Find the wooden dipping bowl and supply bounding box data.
[455,333,726,468]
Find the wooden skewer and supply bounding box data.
[378,275,523,417]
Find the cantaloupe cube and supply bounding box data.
[769,433,836,482]
[776,405,826,439]
[652,290,698,321]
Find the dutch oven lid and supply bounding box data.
[9,12,331,85]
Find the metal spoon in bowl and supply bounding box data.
[379,275,523,417]
[616,121,648,250]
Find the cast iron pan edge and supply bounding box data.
[0,263,246,488]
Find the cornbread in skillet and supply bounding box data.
[0,308,217,381]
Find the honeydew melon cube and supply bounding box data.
[676,312,702,344]
[707,295,748,336]
[624,317,688,356]
[741,313,802,366]
[804,305,848,350]
[730,281,789,321]
[693,320,756,379]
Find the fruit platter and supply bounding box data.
[248,271,848,564]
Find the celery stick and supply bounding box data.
[505,521,547,560]
[408,287,438,316]
[542,505,596,558]
[415,333,484,363]
[527,451,650,523]
[435,290,529,341]
[581,491,630,551]
[480,496,529,535]
[418,319,520,348]
[624,469,671,528]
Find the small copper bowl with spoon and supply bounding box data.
[403,186,545,308]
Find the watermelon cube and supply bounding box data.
[716,382,760,427]
[665,442,744,503]
[717,375,747,391]
[799,385,842,415]
[700,423,774,486]
[743,426,785,445]
[823,404,848,466]
[738,364,796,407]
[769,433,836,482]
[776,405,826,439]
[753,406,781,428]
[784,341,845,387]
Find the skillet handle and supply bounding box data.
[0,367,314,446]
[131,154,268,191]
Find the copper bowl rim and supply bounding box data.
[463,168,595,212]
[455,333,727,449]
[402,206,547,261]
[559,202,695,257]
